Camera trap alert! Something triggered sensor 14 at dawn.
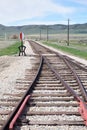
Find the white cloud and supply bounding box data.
[0,0,75,25]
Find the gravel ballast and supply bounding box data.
[0,40,87,130]
[0,40,34,99]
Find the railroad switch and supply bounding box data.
[78,100,87,126]
[18,45,26,56]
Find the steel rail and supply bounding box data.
[2,56,43,130]
[30,41,87,100]
[43,56,80,102]
[44,56,87,125]
[28,40,41,55]
[30,40,87,71]
[65,56,87,71]
[28,40,40,54]
[9,95,31,130]
[57,53,87,101]
[29,40,54,55]
[29,41,87,125]
[2,40,87,129]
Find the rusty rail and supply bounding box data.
[29,41,87,125]
[65,56,87,71]
[78,100,87,126]
[3,41,87,129]
[9,95,30,130]
[58,54,87,101]
[44,56,80,102]
[2,56,43,130]
[43,56,87,126]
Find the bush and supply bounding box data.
[11,34,19,39]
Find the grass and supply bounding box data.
[0,41,21,56]
[42,41,87,59]
[1,39,87,59]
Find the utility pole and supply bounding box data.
[40,29,41,40]
[5,33,6,40]
[67,19,70,46]
[47,25,48,41]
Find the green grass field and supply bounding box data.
[42,41,87,59]
[0,41,21,56]
[1,33,87,59]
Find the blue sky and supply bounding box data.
[0,0,87,26]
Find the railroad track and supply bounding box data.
[1,40,87,130]
[0,55,40,130]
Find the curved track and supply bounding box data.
[1,40,87,130]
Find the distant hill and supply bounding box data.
[0,23,87,36]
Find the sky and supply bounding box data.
[0,0,87,26]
